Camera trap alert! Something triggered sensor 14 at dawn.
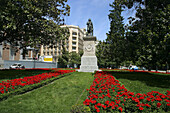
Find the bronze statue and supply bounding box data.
[86,19,93,36]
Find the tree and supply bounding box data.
[124,0,170,70]
[96,41,110,68]
[58,47,69,68]
[69,52,82,68]
[0,0,70,53]
[58,50,83,68]
[106,1,126,68]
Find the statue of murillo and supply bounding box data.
[86,18,93,36]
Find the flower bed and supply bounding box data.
[0,70,75,95]
[83,71,170,112]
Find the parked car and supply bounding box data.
[119,66,128,69]
[140,67,146,70]
[9,63,25,69]
[128,65,138,70]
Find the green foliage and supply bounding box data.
[96,41,108,68]
[58,48,70,67]
[70,104,91,113]
[100,0,170,69]
[123,0,170,69]
[0,0,70,53]
[103,1,126,68]
[58,50,83,68]
[69,52,81,67]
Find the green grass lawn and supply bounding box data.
[0,69,51,82]
[0,72,94,113]
[110,71,170,94]
[1,70,169,113]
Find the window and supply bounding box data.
[72,47,76,51]
[72,32,77,35]
[72,42,76,46]
[72,37,76,41]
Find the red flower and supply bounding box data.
[83,72,170,112]
[157,103,161,108]
[139,107,144,110]
[102,104,107,109]
[118,107,123,112]
[112,106,115,109]
[96,109,100,112]
[97,103,101,106]
[1,90,4,94]
[145,104,151,107]
[92,100,96,104]
[105,100,110,105]
[139,96,144,100]
[146,98,150,101]
[115,105,118,107]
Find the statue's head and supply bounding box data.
[88,18,91,21]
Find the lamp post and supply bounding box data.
[33,49,38,68]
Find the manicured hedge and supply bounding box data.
[83,71,170,112]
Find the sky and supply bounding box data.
[65,0,136,41]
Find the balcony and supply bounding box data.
[72,42,76,47]
[72,47,76,51]
[72,37,77,41]
[72,32,77,36]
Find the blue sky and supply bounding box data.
[65,0,136,41]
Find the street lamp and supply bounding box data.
[33,49,38,68]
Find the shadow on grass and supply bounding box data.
[0,70,51,80]
[0,72,73,102]
[108,71,170,89]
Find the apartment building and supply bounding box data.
[40,25,86,62]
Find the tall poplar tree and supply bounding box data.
[106,1,126,67]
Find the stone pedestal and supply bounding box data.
[78,36,99,72]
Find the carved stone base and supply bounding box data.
[78,56,99,72]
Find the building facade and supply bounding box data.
[0,25,86,66]
[40,25,86,62]
[0,43,36,68]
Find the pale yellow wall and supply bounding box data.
[40,25,86,62]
